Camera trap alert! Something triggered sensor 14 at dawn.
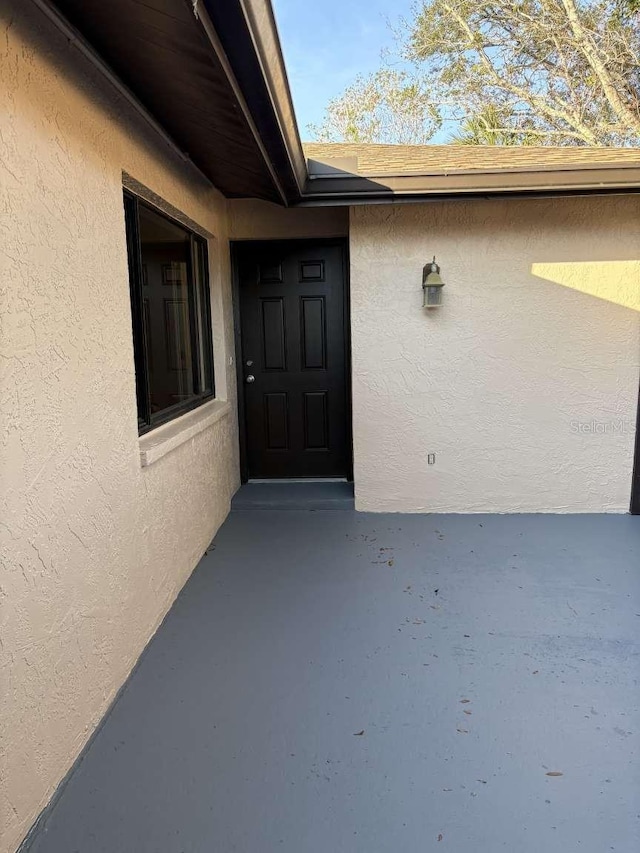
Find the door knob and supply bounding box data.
[245,374,255,383]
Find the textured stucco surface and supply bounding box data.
[350,198,640,512]
[228,198,348,240]
[532,260,640,312]
[0,5,239,851]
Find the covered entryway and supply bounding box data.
[234,240,351,480]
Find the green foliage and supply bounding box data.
[451,106,543,145]
[617,0,640,14]
[313,0,640,146]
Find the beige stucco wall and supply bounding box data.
[0,5,239,851]
[229,198,348,240]
[350,198,640,512]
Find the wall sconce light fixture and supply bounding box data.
[422,257,445,308]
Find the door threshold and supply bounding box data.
[233,480,355,511]
[247,478,349,484]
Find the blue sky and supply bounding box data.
[272,0,414,141]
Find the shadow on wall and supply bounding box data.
[531,261,640,311]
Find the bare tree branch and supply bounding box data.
[441,2,600,144]
[312,0,640,147]
[559,0,640,133]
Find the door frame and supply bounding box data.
[231,237,353,484]
[632,377,640,514]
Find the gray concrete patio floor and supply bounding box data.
[26,511,640,852]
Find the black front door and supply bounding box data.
[235,240,350,479]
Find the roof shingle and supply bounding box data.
[303,142,640,177]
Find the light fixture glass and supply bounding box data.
[422,257,445,308]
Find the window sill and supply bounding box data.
[139,399,231,468]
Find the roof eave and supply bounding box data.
[36,0,640,208]
[201,0,307,204]
[294,165,640,206]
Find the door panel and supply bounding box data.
[301,297,326,369]
[261,299,286,370]
[236,241,349,479]
[303,391,328,450]
[264,392,289,450]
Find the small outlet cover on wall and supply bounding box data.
[427,453,436,465]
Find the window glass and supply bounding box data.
[193,237,213,396]
[124,192,214,432]
[138,205,193,414]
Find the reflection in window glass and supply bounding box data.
[124,193,214,432]
[138,206,194,414]
[193,237,213,396]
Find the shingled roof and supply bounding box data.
[303,143,640,177]
[298,142,640,203]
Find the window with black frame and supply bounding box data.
[123,191,214,433]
